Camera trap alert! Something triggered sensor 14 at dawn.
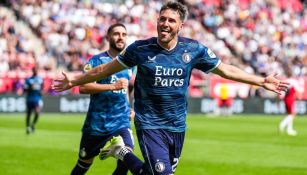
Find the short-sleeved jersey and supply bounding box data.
[118,37,221,132]
[82,52,131,136]
[24,76,43,102]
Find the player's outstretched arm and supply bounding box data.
[79,78,128,94]
[212,62,289,95]
[52,59,125,92]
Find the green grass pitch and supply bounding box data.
[1,113,307,175]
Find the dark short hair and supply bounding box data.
[160,1,188,22]
[107,23,126,35]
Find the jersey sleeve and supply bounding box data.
[194,45,221,73]
[83,56,96,73]
[117,42,138,68]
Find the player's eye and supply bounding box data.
[159,17,166,22]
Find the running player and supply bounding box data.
[70,23,135,175]
[53,2,289,174]
[24,67,44,134]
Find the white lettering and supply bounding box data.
[153,66,185,87]
[60,97,90,112]
[155,66,163,75]
[0,97,26,112]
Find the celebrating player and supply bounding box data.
[24,67,44,134]
[53,1,289,175]
[70,23,135,175]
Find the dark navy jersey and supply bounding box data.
[24,76,43,102]
[82,52,131,135]
[118,37,221,132]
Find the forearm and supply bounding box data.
[79,83,117,94]
[71,59,125,86]
[71,65,109,86]
[213,63,265,87]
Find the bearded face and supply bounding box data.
[108,26,127,52]
[157,9,183,46]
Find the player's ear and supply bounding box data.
[178,22,184,33]
[106,35,110,42]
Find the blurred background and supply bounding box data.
[1,1,307,175]
[0,0,306,115]
[0,0,306,114]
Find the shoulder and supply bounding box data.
[89,52,109,62]
[87,52,111,65]
[130,37,158,49]
[178,36,199,44]
[178,37,205,50]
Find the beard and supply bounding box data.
[157,27,179,44]
[110,40,125,52]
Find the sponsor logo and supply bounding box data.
[155,160,165,173]
[154,66,184,87]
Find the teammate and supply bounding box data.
[24,67,44,134]
[279,71,303,136]
[53,2,289,175]
[70,23,135,175]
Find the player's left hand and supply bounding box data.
[52,71,74,92]
[263,73,290,95]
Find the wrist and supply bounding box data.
[260,77,267,87]
[70,76,79,87]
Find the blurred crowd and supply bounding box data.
[0,0,306,96]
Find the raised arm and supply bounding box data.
[79,78,128,94]
[52,59,126,92]
[212,62,289,95]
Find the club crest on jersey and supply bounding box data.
[182,53,191,63]
[83,64,92,72]
[79,148,87,158]
[207,48,216,58]
[155,160,165,173]
[148,56,156,62]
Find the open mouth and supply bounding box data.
[161,29,170,35]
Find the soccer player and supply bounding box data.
[279,71,303,136]
[53,2,289,174]
[24,67,44,134]
[70,23,135,175]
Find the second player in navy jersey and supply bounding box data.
[70,23,135,175]
[54,2,289,175]
[24,67,44,134]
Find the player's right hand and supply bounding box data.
[113,78,128,90]
[52,71,74,92]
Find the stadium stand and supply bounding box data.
[0,0,306,97]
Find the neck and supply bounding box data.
[107,48,120,59]
[157,37,178,51]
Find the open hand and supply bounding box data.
[263,73,290,95]
[51,71,74,92]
